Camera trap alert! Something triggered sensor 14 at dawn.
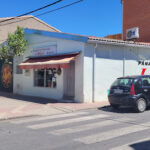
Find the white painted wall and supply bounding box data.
[74,52,84,103]
[84,43,150,103]
[83,44,93,102]
[13,34,84,101]
[95,45,124,102]
[13,56,23,94]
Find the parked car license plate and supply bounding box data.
[114,89,123,94]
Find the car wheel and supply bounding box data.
[135,98,147,113]
[110,104,120,109]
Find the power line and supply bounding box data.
[0,0,84,42]
[0,0,63,24]
[36,0,84,17]
[0,0,84,27]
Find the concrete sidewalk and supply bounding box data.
[0,92,109,120]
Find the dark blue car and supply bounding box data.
[108,75,150,113]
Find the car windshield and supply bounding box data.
[111,78,134,87]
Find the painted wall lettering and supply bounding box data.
[138,60,150,66]
[141,68,146,75]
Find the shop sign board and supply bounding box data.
[32,44,57,57]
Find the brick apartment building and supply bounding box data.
[122,0,150,42]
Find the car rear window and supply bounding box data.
[111,78,134,87]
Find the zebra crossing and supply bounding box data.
[9,111,150,150]
[11,111,89,124]
[49,120,121,135]
[74,124,148,144]
[28,113,109,129]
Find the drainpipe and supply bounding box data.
[122,0,125,77]
[122,0,124,40]
[123,48,125,77]
[92,43,97,103]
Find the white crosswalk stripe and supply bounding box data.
[74,124,149,144]
[49,120,121,135]
[112,117,135,122]
[10,111,89,124]
[28,114,109,129]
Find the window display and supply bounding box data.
[34,69,57,88]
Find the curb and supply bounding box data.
[0,115,39,122]
[50,104,110,112]
[50,106,75,113]
[0,104,110,121]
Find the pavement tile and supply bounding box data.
[0,91,109,120]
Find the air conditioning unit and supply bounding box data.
[126,27,139,40]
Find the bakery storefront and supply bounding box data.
[13,29,84,102]
[19,51,78,98]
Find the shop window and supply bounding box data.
[34,69,57,88]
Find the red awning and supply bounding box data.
[19,53,78,70]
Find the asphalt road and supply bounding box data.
[1,106,150,150]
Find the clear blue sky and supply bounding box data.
[0,0,122,37]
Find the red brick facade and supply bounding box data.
[122,0,150,42]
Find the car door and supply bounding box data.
[134,78,143,94]
[141,77,150,102]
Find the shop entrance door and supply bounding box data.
[63,61,75,100]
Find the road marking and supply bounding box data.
[28,114,109,129]
[113,117,135,122]
[141,122,150,127]
[10,112,89,124]
[49,120,121,135]
[74,124,149,144]
[110,137,150,150]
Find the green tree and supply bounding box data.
[0,26,27,63]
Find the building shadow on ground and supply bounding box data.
[0,91,74,104]
[129,140,150,150]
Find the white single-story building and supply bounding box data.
[13,29,150,103]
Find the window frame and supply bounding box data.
[34,69,57,88]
